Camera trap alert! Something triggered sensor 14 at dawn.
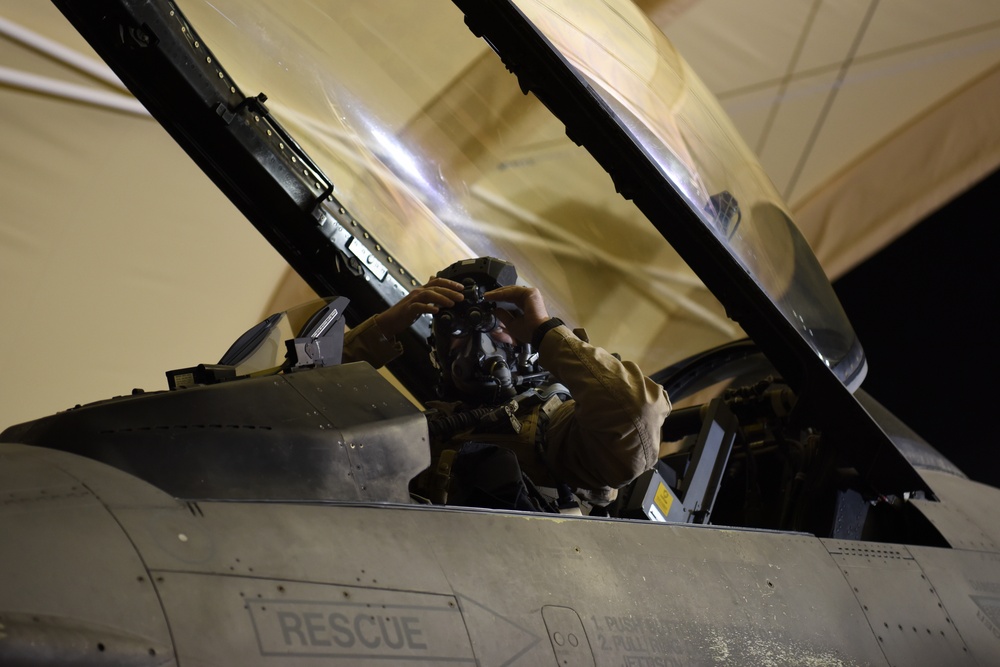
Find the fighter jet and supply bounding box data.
[2,0,999,665]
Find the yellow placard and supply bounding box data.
[654,483,673,517]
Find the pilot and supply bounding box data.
[342,257,670,512]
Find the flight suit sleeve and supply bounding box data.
[342,316,404,369]
[537,325,671,493]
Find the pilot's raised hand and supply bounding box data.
[483,285,550,345]
[375,276,465,337]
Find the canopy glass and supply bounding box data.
[178,0,863,388]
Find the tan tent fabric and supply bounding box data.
[795,64,1000,278]
[0,2,288,426]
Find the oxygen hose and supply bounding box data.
[426,407,495,439]
[486,356,516,399]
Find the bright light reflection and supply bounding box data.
[370,127,430,192]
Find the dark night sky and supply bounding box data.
[834,166,1000,488]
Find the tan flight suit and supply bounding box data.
[343,316,671,504]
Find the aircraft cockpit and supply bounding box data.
[3,0,960,549]
[2,283,954,555]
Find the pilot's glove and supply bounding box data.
[483,285,550,345]
[374,276,465,338]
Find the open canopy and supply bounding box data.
[51,0,863,395]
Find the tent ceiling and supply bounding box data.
[2,0,999,428]
[657,0,1000,275]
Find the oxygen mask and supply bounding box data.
[439,280,516,402]
[430,257,549,403]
